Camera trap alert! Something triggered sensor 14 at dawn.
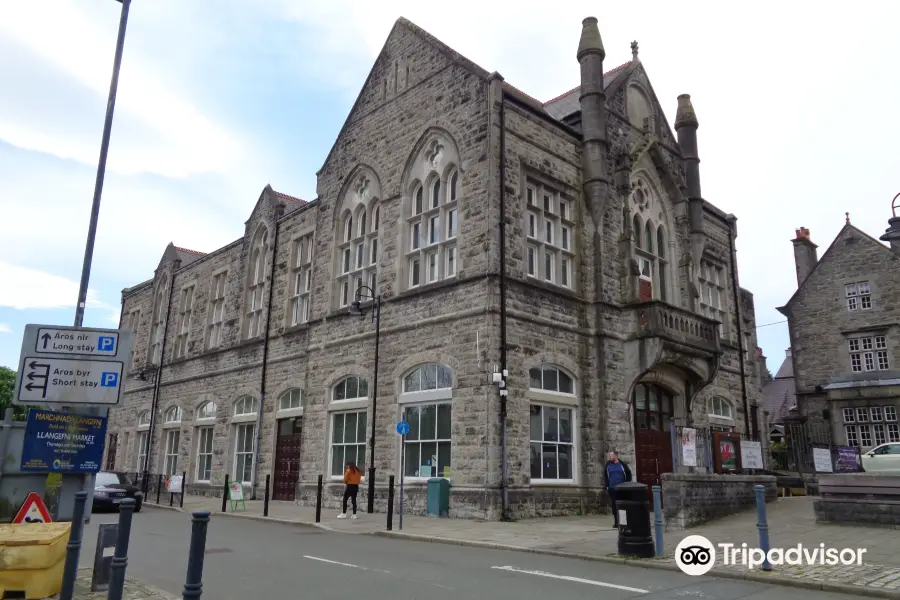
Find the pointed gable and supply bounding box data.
[779,224,899,314]
[317,17,490,178]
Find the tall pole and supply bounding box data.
[74,0,131,328]
[367,297,380,513]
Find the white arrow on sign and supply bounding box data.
[33,327,119,357]
[17,357,124,405]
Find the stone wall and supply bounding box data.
[815,473,900,528]
[661,472,776,530]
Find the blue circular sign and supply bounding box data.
[396,421,410,436]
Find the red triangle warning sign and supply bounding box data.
[13,492,53,524]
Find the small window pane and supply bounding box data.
[530,443,542,478]
[406,406,420,440]
[542,444,558,479]
[405,443,420,477]
[559,408,572,443]
[437,404,451,439]
[421,405,437,439]
[332,414,344,443]
[558,445,572,479]
[543,406,558,441]
[530,405,542,440]
[346,377,359,400]
[358,378,368,398]
[334,380,346,401]
[542,367,558,392]
[437,365,452,388]
[345,412,358,443]
[558,371,574,394]
[422,365,437,390]
[357,413,367,443]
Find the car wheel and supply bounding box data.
[134,500,142,513]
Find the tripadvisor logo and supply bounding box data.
[675,535,868,576]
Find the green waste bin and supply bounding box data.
[426,478,450,517]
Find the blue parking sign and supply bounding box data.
[98,336,116,353]
[100,372,119,388]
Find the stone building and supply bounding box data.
[103,16,762,519]
[777,200,900,450]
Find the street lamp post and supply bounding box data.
[349,287,380,514]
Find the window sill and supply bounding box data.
[282,322,312,336]
[527,390,579,407]
[530,479,577,486]
[327,399,369,411]
[401,477,447,484]
[231,414,258,424]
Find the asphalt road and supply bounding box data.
[79,507,852,600]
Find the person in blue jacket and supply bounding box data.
[603,451,633,527]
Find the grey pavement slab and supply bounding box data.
[79,507,872,600]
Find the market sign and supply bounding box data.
[20,409,108,473]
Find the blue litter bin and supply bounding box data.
[426,478,450,517]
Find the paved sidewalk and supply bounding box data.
[50,568,178,600]
[149,495,900,598]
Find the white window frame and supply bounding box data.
[332,376,369,403]
[845,281,872,311]
[136,429,148,472]
[150,284,168,365]
[278,388,304,419]
[888,423,900,443]
[164,429,180,476]
[698,260,725,337]
[164,406,183,424]
[709,396,733,420]
[886,406,898,422]
[401,401,452,481]
[405,169,459,290]
[207,271,228,349]
[328,410,367,481]
[195,426,214,482]
[245,229,268,339]
[529,403,576,484]
[233,423,255,484]
[849,336,890,373]
[524,182,575,288]
[174,286,194,359]
[399,363,454,482]
[290,234,313,326]
[845,425,859,447]
[842,407,855,423]
[126,309,141,370]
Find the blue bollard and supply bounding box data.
[107,498,136,600]
[754,485,772,571]
[182,510,211,599]
[60,491,88,600]
[652,485,664,557]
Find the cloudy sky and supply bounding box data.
[0,0,897,375]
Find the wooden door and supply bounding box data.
[633,383,675,502]
[105,433,118,471]
[273,417,303,501]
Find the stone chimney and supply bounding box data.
[879,194,900,256]
[792,227,818,286]
[577,17,610,224]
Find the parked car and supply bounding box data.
[93,471,143,512]
[861,443,900,473]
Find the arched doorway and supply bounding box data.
[633,382,675,490]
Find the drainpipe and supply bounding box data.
[251,205,284,499]
[145,261,179,480]
[498,87,510,521]
[727,217,751,437]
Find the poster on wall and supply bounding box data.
[713,431,743,474]
[740,440,765,470]
[681,427,697,467]
[835,446,861,472]
[813,447,834,473]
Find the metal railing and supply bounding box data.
[124,471,185,507]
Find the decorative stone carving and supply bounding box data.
[426,139,445,168]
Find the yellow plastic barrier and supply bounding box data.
[0,522,71,599]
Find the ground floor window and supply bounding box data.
[530,404,574,481]
[136,430,148,472]
[402,403,451,478]
[234,424,255,483]
[164,430,180,475]
[196,427,214,482]
[330,411,367,477]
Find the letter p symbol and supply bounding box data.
[98,336,116,352]
[101,372,119,388]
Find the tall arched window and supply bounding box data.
[232,396,258,484]
[149,281,168,365]
[194,401,217,482]
[528,364,576,482]
[136,410,151,473]
[524,180,574,288]
[630,178,669,301]
[328,376,369,478]
[245,226,269,338]
[399,363,453,479]
[335,171,381,308]
[280,389,303,411]
[333,376,369,401]
[403,135,460,290]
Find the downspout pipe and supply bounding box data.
[251,206,284,500]
[727,217,751,437]
[498,84,510,521]
[145,261,179,481]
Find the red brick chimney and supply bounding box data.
[791,227,818,287]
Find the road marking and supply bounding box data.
[491,565,649,594]
[302,555,391,574]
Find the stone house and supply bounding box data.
[777,199,900,451]
[103,16,762,519]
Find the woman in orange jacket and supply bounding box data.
[338,461,362,519]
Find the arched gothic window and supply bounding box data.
[630,178,669,301]
[164,406,183,423]
[196,401,217,420]
[245,226,269,338]
[149,281,168,365]
[524,181,574,288]
[403,135,460,291]
[335,171,381,308]
[233,396,258,416]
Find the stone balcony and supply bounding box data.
[633,301,721,356]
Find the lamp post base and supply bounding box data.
[367,467,376,513]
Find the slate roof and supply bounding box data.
[762,350,796,424]
[543,61,634,120]
[174,246,206,266]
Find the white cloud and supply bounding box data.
[0,1,242,178]
[0,324,11,334]
[0,262,112,312]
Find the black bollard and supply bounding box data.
[221,474,229,512]
[59,491,88,600]
[264,474,270,517]
[387,475,395,531]
[181,471,186,508]
[182,511,211,599]
[315,475,323,523]
[156,474,163,504]
[106,498,136,600]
